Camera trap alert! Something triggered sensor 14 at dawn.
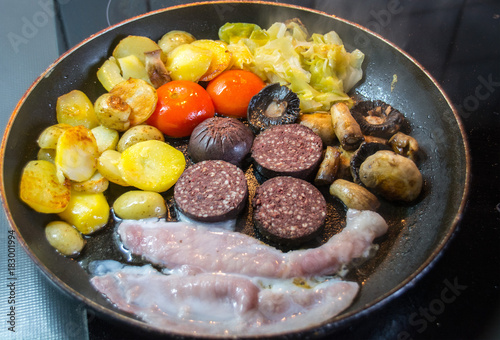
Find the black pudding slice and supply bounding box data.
[253,176,327,247]
[251,124,323,180]
[174,160,248,222]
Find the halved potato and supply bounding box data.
[91,125,119,154]
[58,190,110,235]
[20,160,71,213]
[56,90,99,129]
[97,56,124,92]
[191,40,232,81]
[166,44,212,82]
[71,171,109,193]
[37,123,72,149]
[55,125,99,183]
[117,55,149,82]
[109,78,157,126]
[112,35,161,64]
[97,150,129,187]
[119,140,185,192]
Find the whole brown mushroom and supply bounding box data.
[359,150,423,202]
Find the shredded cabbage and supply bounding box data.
[219,21,365,112]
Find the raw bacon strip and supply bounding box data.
[90,264,359,336]
[118,209,388,278]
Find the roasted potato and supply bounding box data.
[56,90,100,129]
[94,78,157,131]
[97,56,124,92]
[94,93,132,131]
[158,30,196,55]
[55,125,99,183]
[97,150,129,187]
[37,148,56,163]
[117,125,165,153]
[71,172,109,193]
[19,160,71,214]
[91,125,119,154]
[190,39,232,81]
[166,44,212,82]
[113,190,167,220]
[112,35,161,64]
[37,123,72,149]
[117,55,149,83]
[45,221,86,256]
[119,140,186,192]
[58,190,110,235]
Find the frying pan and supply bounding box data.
[0,1,469,338]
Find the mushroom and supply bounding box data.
[388,131,420,163]
[351,100,405,138]
[298,112,337,146]
[247,83,300,134]
[330,102,364,151]
[350,142,392,184]
[144,49,171,89]
[329,179,380,211]
[359,150,423,202]
[314,146,341,186]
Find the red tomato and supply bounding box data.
[147,80,215,138]
[206,70,265,118]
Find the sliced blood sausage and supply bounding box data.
[253,176,327,246]
[174,160,248,222]
[251,124,323,180]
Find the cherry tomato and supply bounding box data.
[147,80,215,138]
[206,70,265,118]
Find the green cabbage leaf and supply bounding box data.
[219,21,364,112]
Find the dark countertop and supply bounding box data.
[12,0,500,339]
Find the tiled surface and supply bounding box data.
[1,1,498,339]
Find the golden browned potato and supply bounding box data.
[58,190,110,235]
[97,150,129,187]
[166,44,212,82]
[55,125,99,183]
[19,160,71,214]
[190,40,232,81]
[71,172,109,193]
[117,55,149,82]
[56,90,99,129]
[94,93,132,132]
[119,140,186,192]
